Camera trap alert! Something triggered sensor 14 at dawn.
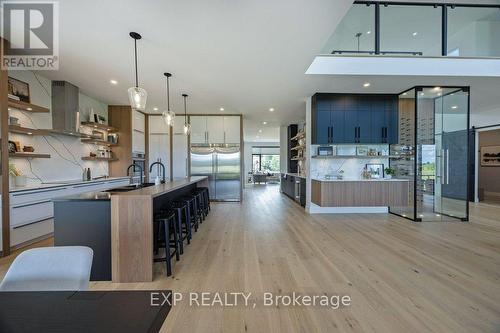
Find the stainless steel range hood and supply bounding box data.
[51,81,80,134]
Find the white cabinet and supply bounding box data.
[132,110,146,132]
[132,110,146,153]
[132,130,145,153]
[189,115,241,145]
[149,115,170,180]
[190,116,207,144]
[173,120,188,178]
[223,116,241,144]
[8,178,129,247]
[149,115,169,134]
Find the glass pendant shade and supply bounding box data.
[128,86,147,111]
[183,123,191,135]
[162,110,175,126]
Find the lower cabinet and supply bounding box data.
[280,173,306,208]
[7,178,130,248]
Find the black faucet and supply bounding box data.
[149,161,166,183]
[126,164,143,186]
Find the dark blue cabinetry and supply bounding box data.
[312,93,398,144]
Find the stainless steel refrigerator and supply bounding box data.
[190,146,241,201]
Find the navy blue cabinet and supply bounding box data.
[312,93,398,144]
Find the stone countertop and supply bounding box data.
[117,176,208,198]
[312,178,410,182]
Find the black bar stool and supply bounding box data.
[179,195,199,233]
[196,187,210,215]
[171,201,191,252]
[153,209,179,276]
[193,191,206,223]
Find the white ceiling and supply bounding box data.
[13,0,500,142]
[30,0,354,142]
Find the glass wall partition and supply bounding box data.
[325,3,375,54]
[390,86,470,222]
[327,1,500,57]
[447,6,500,57]
[380,5,441,56]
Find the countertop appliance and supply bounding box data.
[318,146,334,156]
[190,146,241,201]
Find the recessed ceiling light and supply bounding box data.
[433,87,441,91]
[110,79,118,85]
[219,107,225,111]
[258,129,262,133]
[363,82,370,87]
[367,31,371,34]
[402,92,408,96]
[27,107,32,111]
[451,105,458,109]
[262,121,267,125]
[412,32,418,36]
[269,108,274,112]
[153,107,158,111]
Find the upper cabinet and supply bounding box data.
[189,115,241,145]
[312,94,398,145]
[132,110,146,153]
[223,116,241,144]
[148,114,169,134]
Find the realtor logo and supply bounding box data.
[1,1,59,70]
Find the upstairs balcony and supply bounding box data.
[308,1,500,76]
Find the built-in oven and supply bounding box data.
[131,152,145,184]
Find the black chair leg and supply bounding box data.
[163,220,172,276]
[171,219,180,261]
[176,210,184,255]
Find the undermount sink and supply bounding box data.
[105,183,156,193]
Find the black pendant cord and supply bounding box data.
[182,94,188,124]
[134,38,138,88]
[165,73,172,111]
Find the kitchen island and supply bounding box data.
[53,176,208,283]
[310,178,409,213]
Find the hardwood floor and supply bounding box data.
[1,184,500,332]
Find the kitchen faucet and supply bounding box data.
[149,161,166,183]
[126,164,143,186]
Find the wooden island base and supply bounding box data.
[111,176,208,283]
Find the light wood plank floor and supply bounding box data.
[1,185,500,333]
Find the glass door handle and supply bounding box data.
[446,149,450,185]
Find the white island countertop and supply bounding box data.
[9,177,129,193]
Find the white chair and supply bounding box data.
[0,246,93,292]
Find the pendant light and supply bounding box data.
[127,32,147,111]
[182,94,191,135]
[162,72,175,126]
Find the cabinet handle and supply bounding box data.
[330,125,333,143]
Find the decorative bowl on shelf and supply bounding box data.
[22,146,35,152]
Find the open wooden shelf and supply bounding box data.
[81,138,117,146]
[291,145,306,151]
[8,125,44,135]
[291,131,305,141]
[82,156,118,162]
[9,152,51,159]
[8,98,50,113]
[9,125,98,139]
[81,122,116,132]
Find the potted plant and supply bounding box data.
[9,164,27,187]
[384,167,395,179]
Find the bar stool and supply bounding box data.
[171,201,191,252]
[197,187,210,215]
[193,191,206,223]
[179,195,199,233]
[153,210,179,277]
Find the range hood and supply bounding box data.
[51,81,80,134]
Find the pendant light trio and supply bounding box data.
[127,32,190,135]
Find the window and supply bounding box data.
[252,154,280,173]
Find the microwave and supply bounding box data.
[317,146,334,156]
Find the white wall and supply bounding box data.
[279,126,288,173]
[8,71,109,187]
